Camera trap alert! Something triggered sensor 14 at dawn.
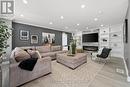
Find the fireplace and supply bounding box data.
[83,46,98,51]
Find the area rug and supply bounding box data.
[21,57,105,87]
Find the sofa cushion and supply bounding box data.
[27,50,37,58]
[40,52,55,58]
[15,47,23,52]
[14,48,31,62]
[10,47,23,63]
[10,49,16,59]
[19,46,36,50]
[35,51,42,59]
[54,50,68,54]
[51,46,61,51]
[36,46,51,53]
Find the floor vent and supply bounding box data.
[116,68,124,74]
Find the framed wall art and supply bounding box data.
[42,32,55,44]
[20,30,29,40]
[31,35,38,44]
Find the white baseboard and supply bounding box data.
[122,58,130,82]
[127,76,130,82]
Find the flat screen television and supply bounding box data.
[82,33,98,42]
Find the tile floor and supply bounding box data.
[1,54,130,87]
[21,54,130,87]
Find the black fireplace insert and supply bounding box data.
[83,46,98,51]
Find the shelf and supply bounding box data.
[110,37,122,39]
[100,36,109,38]
[109,30,122,33]
[100,33,109,36]
[99,27,124,58]
[110,34,122,37]
[110,32,122,35]
[110,40,123,43]
[109,31,122,34]
[99,28,110,49]
[110,38,123,42]
[100,42,109,44]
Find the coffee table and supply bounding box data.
[57,53,87,69]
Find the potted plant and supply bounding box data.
[71,39,76,54]
[0,20,10,58]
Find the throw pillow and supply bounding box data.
[14,48,31,62]
[35,51,41,59]
[27,50,37,58]
[18,58,38,71]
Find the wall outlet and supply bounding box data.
[116,68,124,74]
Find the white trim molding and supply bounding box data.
[123,58,130,82]
[127,76,130,82]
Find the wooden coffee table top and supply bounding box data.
[57,53,87,59]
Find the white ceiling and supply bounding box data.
[14,0,128,32]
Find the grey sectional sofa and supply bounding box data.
[20,45,68,60]
[9,45,68,87]
[10,56,51,87]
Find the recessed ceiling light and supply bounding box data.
[65,27,68,29]
[101,24,104,27]
[23,0,28,4]
[60,16,64,19]
[76,29,78,31]
[94,18,98,21]
[98,10,102,14]
[81,5,86,8]
[49,22,53,25]
[86,27,88,29]
[77,24,80,26]
[20,14,24,17]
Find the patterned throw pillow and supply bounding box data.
[14,48,31,62]
[27,50,37,58]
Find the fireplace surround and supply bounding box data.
[83,46,98,51]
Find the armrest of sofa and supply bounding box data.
[10,57,51,87]
[10,57,51,70]
[37,56,51,64]
[35,51,42,59]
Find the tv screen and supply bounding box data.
[82,33,98,42]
